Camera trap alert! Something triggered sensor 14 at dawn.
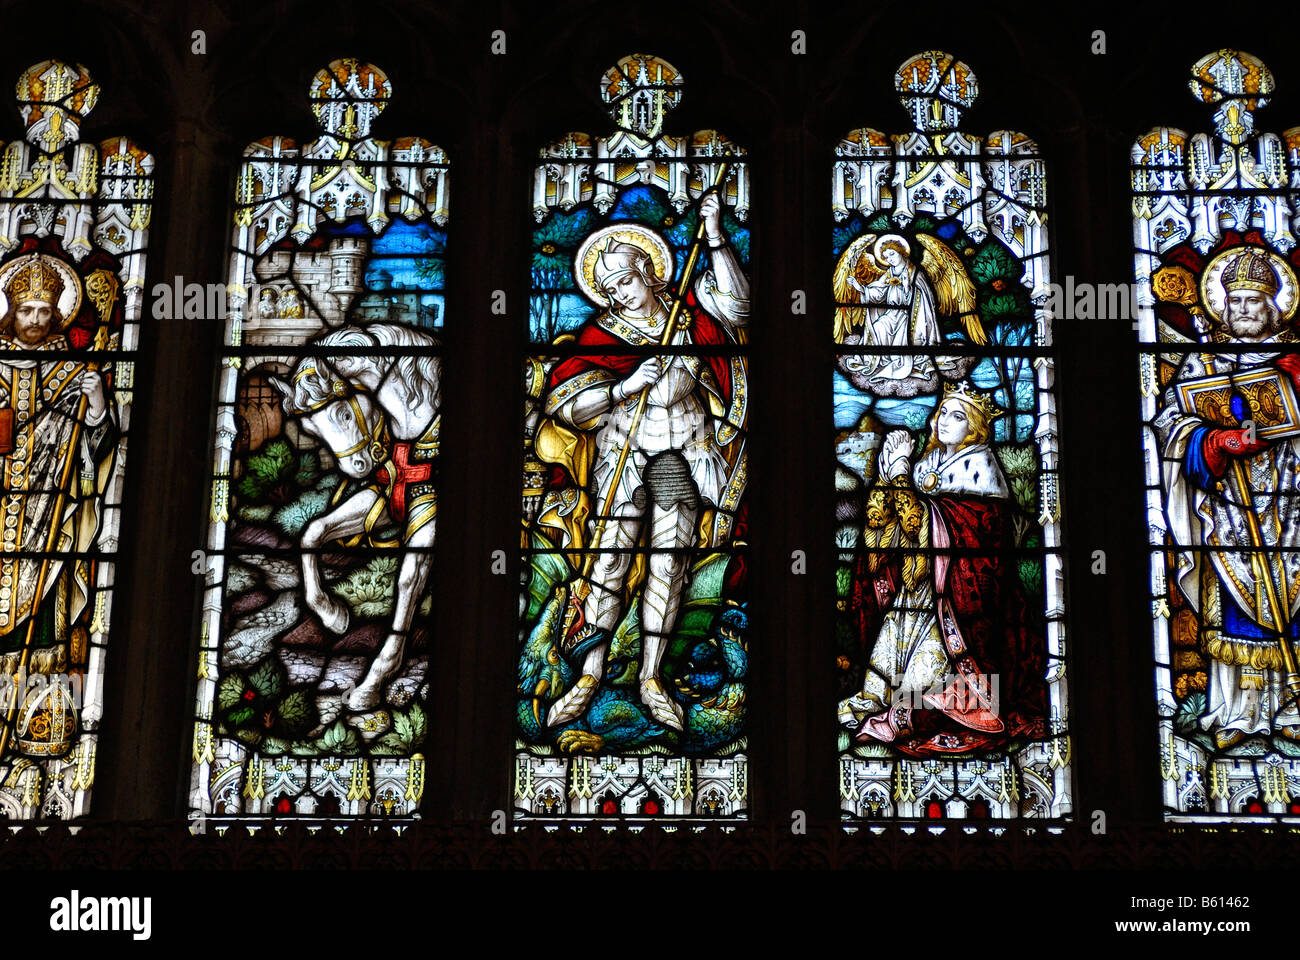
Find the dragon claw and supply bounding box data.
[557,730,605,753]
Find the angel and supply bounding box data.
[833,233,987,391]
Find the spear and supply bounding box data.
[0,270,117,761]
[561,161,731,646]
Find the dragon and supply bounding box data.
[516,556,748,755]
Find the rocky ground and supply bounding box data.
[219,522,429,746]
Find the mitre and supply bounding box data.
[4,255,63,306]
[1221,250,1279,297]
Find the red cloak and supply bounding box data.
[851,492,1048,756]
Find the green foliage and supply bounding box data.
[865,214,891,232]
[294,450,320,487]
[613,189,671,227]
[1008,477,1036,517]
[968,240,1023,286]
[535,206,596,248]
[236,505,274,527]
[835,617,858,656]
[380,703,427,754]
[996,444,1039,517]
[373,706,427,756]
[1174,692,1208,736]
[217,674,245,712]
[215,659,318,745]
[330,555,398,618]
[249,658,284,698]
[236,440,296,504]
[1018,557,1043,598]
[910,216,936,233]
[274,488,331,537]
[979,291,1023,320]
[533,208,595,286]
[836,564,852,598]
[275,691,314,737]
[415,257,445,288]
[709,216,750,265]
[996,443,1036,477]
[316,720,360,756]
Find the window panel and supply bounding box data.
[0,61,155,820]
[833,52,1071,823]
[1134,50,1300,821]
[516,55,751,821]
[190,60,447,824]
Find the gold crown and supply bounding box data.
[942,381,1003,421]
[1221,250,1279,296]
[4,254,64,307]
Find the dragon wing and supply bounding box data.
[916,233,987,346]
[832,233,877,342]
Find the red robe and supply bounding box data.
[543,290,735,496]
[851,493,1048,756]
[546,290,732,401]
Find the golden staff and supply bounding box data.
[0,270,117,761]
[1228,457,1300,698]
[562,161,731,640]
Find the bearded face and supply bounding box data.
[1223,289,1282,340]
[11,299,56,345]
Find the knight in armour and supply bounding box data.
[539,194,748,731]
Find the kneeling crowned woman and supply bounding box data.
[838,382,1047,756]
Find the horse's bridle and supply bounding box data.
[290,360,389,463]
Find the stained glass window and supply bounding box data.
[515,54,750,820]
[190,60,447,823]
[833,52,1071,822]
[1134,50,1300,821]
[0,61,154,819]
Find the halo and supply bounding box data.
[0,253,83,329]
[575,224,675,306]
[1199,245,1298,326]
[873,234,911,262]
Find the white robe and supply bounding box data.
[1155,344,1300,736]
[845,261,942,385]
[838,444,1010,728]
[0,337,113,655]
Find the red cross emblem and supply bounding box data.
[384,441,431,522]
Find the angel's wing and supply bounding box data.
[916,233,987,345]
[832,233,877,342]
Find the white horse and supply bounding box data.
[271,324,440,711]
